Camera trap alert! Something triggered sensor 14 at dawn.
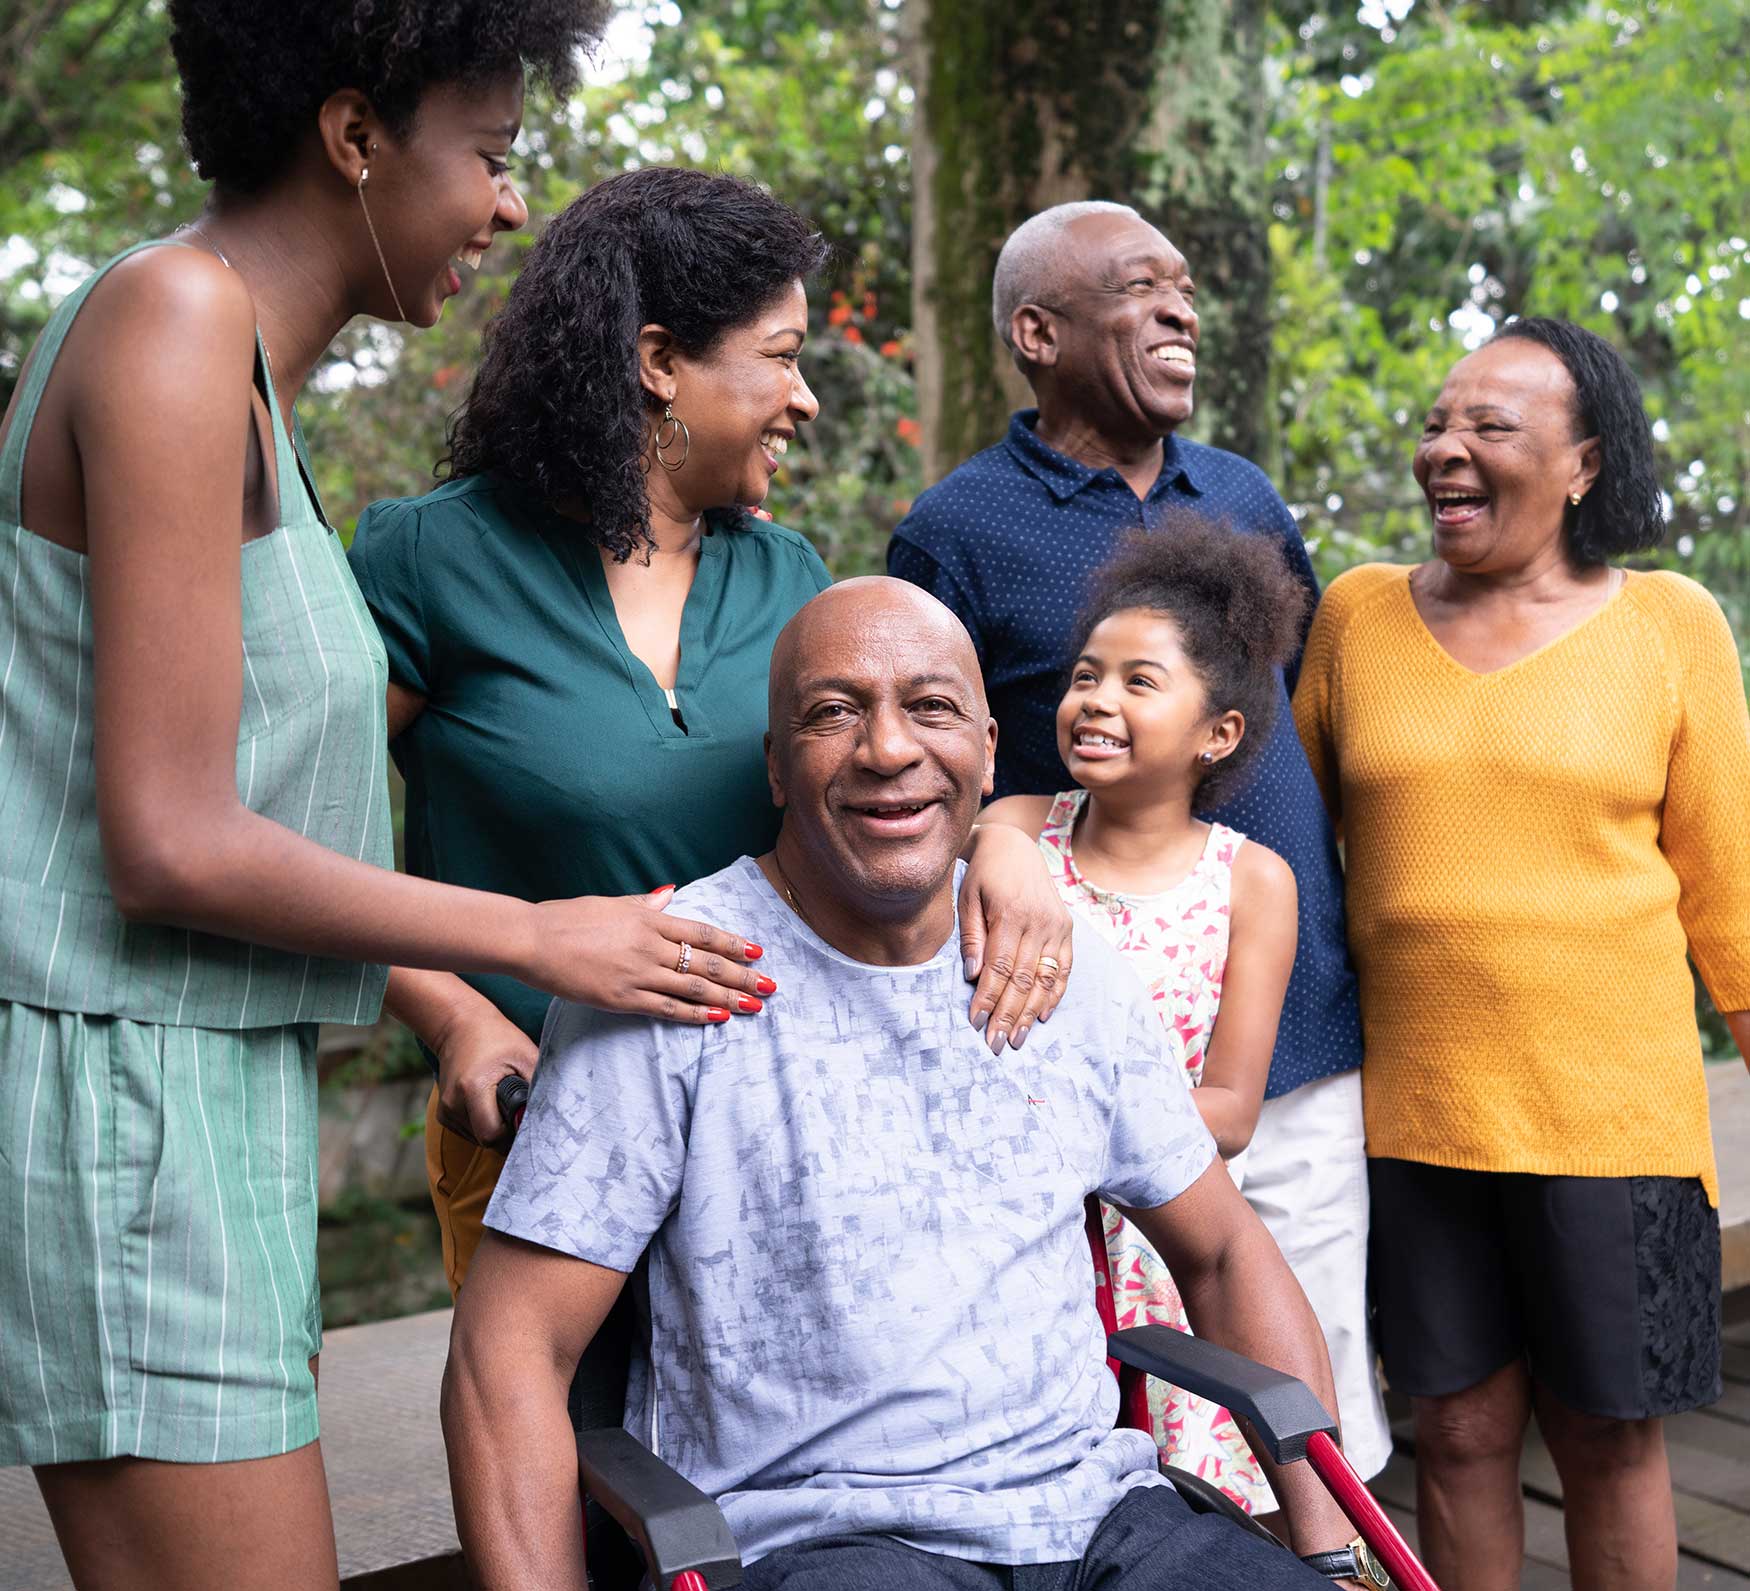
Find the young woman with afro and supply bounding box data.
[0,3,657,1586]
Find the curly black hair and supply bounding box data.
[168,0,609,194]
[1492,316,1665,564]
[443,166,831,562]
[1070,518,1309,808]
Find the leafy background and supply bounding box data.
[2,0,1743,1139]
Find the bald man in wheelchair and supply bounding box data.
[443,579,1372,1590]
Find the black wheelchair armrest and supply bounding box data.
[1107,1325,1338,1464]
[576,1426,743,1589]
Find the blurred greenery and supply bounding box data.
[3,0,1744,1090]
[317,1189,450,1327]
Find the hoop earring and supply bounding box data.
[357,161,408,324]
[654,404,690,472]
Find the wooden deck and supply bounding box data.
[0,1309,467,1591]
[1372,1303,1750,1588]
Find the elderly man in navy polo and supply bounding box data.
[888,200,1390,1491]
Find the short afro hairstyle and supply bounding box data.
[1491,316,1665,564]
[169,0,610,194]
[1070,518,1309,809]
[443,166,831,563]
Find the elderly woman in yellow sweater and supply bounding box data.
[1294,316,1750,1591]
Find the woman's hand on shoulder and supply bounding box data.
[958,818,1072,1054]
[519,887,777,1027]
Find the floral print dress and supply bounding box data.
[1038,789,1272,1513]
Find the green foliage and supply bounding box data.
[1268,0,1750,681]
[4,0,1744,630]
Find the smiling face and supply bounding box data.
[1017,212,1199,443]
[367,71,530,327]
[1056,608,1240,799]
[767,580,996,919]
[650,279,819,515]
[1413,337,1602,573]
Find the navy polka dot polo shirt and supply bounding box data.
[889,409,1362,1097]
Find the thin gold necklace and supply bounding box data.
[770,849,812,929]
[180,222,276,386]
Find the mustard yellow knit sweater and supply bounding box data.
[1294,564,1750,1205]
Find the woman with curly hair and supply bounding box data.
[981,520,1310,1517]
[0,2,672,1586]
[347,167,1075,1371]
[1296,318,1750,1590]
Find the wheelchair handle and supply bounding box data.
[495,1073,530,1134]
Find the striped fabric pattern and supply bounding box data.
[0,239,392,1029]
[0,1004,323,1465]
[1,239,392,1465]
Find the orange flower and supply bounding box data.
[895,416,921,445]
[879,339,903,358]
[827,304,853,326]
[842,325,864,344]
[862,293,878,318]
[431,364,462,390]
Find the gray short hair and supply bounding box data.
[991,200,1140,354]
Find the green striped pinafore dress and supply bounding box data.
[0,240,392,1467]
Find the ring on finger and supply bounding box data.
[1037,954,1061,973]
[675,940,693,976]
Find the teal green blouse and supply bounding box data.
[348,473,831,1042]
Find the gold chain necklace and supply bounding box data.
[770,849,812,929]
[179,222,276,387]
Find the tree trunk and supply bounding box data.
[910,0,1274,485]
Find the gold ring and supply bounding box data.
[675,941,693,975]
[1037,955,1061,972]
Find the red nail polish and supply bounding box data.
[706,1007,732,1023]
[754,975,777,996]
[744,942,764,960]
[737,996,763,1013]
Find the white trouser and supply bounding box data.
[1241,1068,1391,1481]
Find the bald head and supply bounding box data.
[992,200,1140,355]
[769,577,987,728]
[764,578,997,929]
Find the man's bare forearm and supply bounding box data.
[1164,1218,1354,1552]
[441,1337,590,1589]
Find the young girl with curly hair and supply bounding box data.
[0,3,631,1586]
[983,519,1313,1514]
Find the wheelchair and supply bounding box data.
[491,1081,1440,1591]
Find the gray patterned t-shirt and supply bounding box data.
[486,856,1217,1566]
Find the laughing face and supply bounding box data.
[1027,212,1200,442]
[651,279,820,517]
[1056,608,1238,799]
[367,71,529,328]
[1413,338,1602,572]
[767,580,996,918]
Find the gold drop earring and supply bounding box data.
[357,141,408,323]
[654,402,691,471]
